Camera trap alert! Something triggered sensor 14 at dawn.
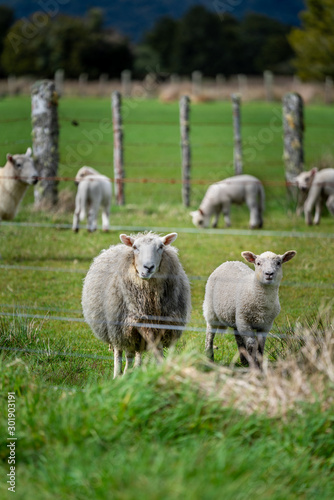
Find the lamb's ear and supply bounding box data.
[310,167,318,176]
[120,234,134,247]
[241,251,257,263]
[161,233,178,246]
[7,154,14,164]
[198,208,204,216]
[25,147,32,157]
[281,250,297,263]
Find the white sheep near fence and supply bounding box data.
[0,148,38,221]
[203,249,296,368]
[190,174,265,229]
[294,167,334,225]
[82,231,191,378]
[72,166,112,232]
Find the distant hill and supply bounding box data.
[2,0,304,41]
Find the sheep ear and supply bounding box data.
[7,154,14,164]
[120,234,134,247]
[242,251,257,263]
[281,250,297,263]
[25,147,32,157]
[198,208,204,216]
[161,233,178,246]
[310,167,318,176]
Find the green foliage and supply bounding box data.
[288,0,334,80]
[1,10,133,78]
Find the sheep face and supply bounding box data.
[75,166,99,184]
[120,232,178,280]
[294,168,318,192]
[190,209,210,228]
[6,148,38,185]
[242,250,297,286]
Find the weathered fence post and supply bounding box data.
[237,74,248,97]
[55,68,64,96]
[282,92,304,203]
[264,70,274,102]
[192,71,202,96]
[112,91,125,205]
[325,76,333,105]
[231,93,243,175]
[179,95,191,207]
[31,79,59,207]
[121,70,132,97]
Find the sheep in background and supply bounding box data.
[294,167,334,225]
[0,148,38,221]
[203,249,296,368]
[72,166,112,232]
[190,174,265,229]
[82,231,191,378]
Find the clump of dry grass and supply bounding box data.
[160,309,334,418]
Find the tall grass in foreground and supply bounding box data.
[1,313,334,499]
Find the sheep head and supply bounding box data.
[120,232,178,279]
[6,148,38,185]
[242,250,296,286]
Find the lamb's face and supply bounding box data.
[120,232,178,280]
[294,168,317,192]
[190,210,210,228]
[7,148,38,185]
[75,166,97,184]
[242,250,297,286]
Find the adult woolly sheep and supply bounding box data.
[0,148,38,221]
[82,232,191,378]
[203,250,296,368]
[72,166,112,232]
[294,167,334,225]
[190,174,265,229]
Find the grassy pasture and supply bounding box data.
[0,96,334,498]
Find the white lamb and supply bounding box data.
[203,249,297,368]
[190,174,265,229]
[294,167,334,225]
[72,166,112,232]
[0,148,38,221]
[82,231,191,378]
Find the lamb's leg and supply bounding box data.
[124,350,135,374]
[205,323,217,361]
[233,329,248,366]
[256,333,267,369]
[248,203,260,229]
[326,194,334,217]
[211,210,220,228]
[101,201,110,232]
[222,203,231,227]
[72,195,81,232]
[313,198,322,225]
[113,348,123,378]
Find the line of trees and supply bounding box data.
[0,1,333,81]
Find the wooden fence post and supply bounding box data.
[112,91,125,205]
[282,92,304,203]
[31,79,59,207]
[231,93,243,175]
[264,70,274,102]
[179,95,191,207]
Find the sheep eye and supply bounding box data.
[198,220,203,226]
[277,261,281,266]
[257,262,261,266]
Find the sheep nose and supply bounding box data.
[144,264,155,274]
[265,272,274,278]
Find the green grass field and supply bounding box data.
[0,96,334,499]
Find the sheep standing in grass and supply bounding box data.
[190,175,265,229]
[203,250,296,368]
[72,166,112,232]
[82,232,191,378]
[294,168,334,225]
[0,148,38,221]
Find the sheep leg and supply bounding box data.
[326,194,334,217]
[233,330,248,366]
[313,198,322,225]
[72,195,81,232]
[101,202,110,232]
[222,203,231,227]
[247,201,260,229]
[113,348,123,378]
[256,333,267,369]
[205,323,217,361]
[88,198,100,232]
[124,351,135,374]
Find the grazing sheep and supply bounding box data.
[203,250,297,368]
[190,175,265,229]
[72,166,112,232]
[294,168,334,225]
[0,148,38,221]
[82,232,191,378]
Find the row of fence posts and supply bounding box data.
[30,79,304,209]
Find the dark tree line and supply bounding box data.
[0,3,321,80]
